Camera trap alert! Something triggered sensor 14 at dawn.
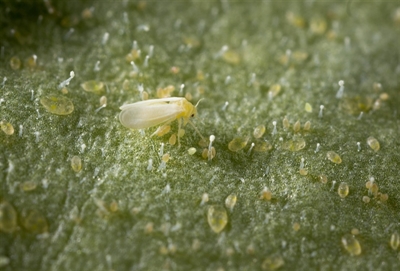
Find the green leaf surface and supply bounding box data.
[1,1,400,270]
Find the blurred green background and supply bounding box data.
[1,0,400,270]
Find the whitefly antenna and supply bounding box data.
[195,98,204,108]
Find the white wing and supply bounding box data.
[119,98,185,129]
[119,97,184,111]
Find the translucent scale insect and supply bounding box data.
[119,97,204,145]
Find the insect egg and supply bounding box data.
[169,134,177,145]
[338,182,349,198]
[71,156,82,172]
[370,183,379,197]
[365,177,374,189]
[228,137,249,152]
[253,125,266,138]
[100,96,107,106]
[26,54,37,69]
[282,116,290,129]
[283,137,306,152]
[225,194,237,210]
[185,92,192,101]
[0,201,17,233]
[341,234,361,256]
[268,84,281,99]
[293,120,301,132]
[109,201,119,213]
[254,140,272,152]
[162,153,170,163]
[260,187,272,201]
[10,56,21,70]
[299,168,308,176]
[40,95,74,115]
[0,121,14,135]
[95,96,107,113]
[293,222,301,231]
[379,92,389,101]
[21,209,48,234]
[367,136,380,152]
[178,128,185,138]
[81,80,104,94]
[202,148,216,160]
[327,151,342,164]
[305,103,312,112]
[20,181,37,191]
[303,121,311,131]
[207,205,228,233]
[198,138,208,148]
[261,254,284,270]
[362,196,370,203]
[318,174,328,184]
[390,232,400,250]
[144,222,154,234]
[156,85,175,98]
[380,193,388,202]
